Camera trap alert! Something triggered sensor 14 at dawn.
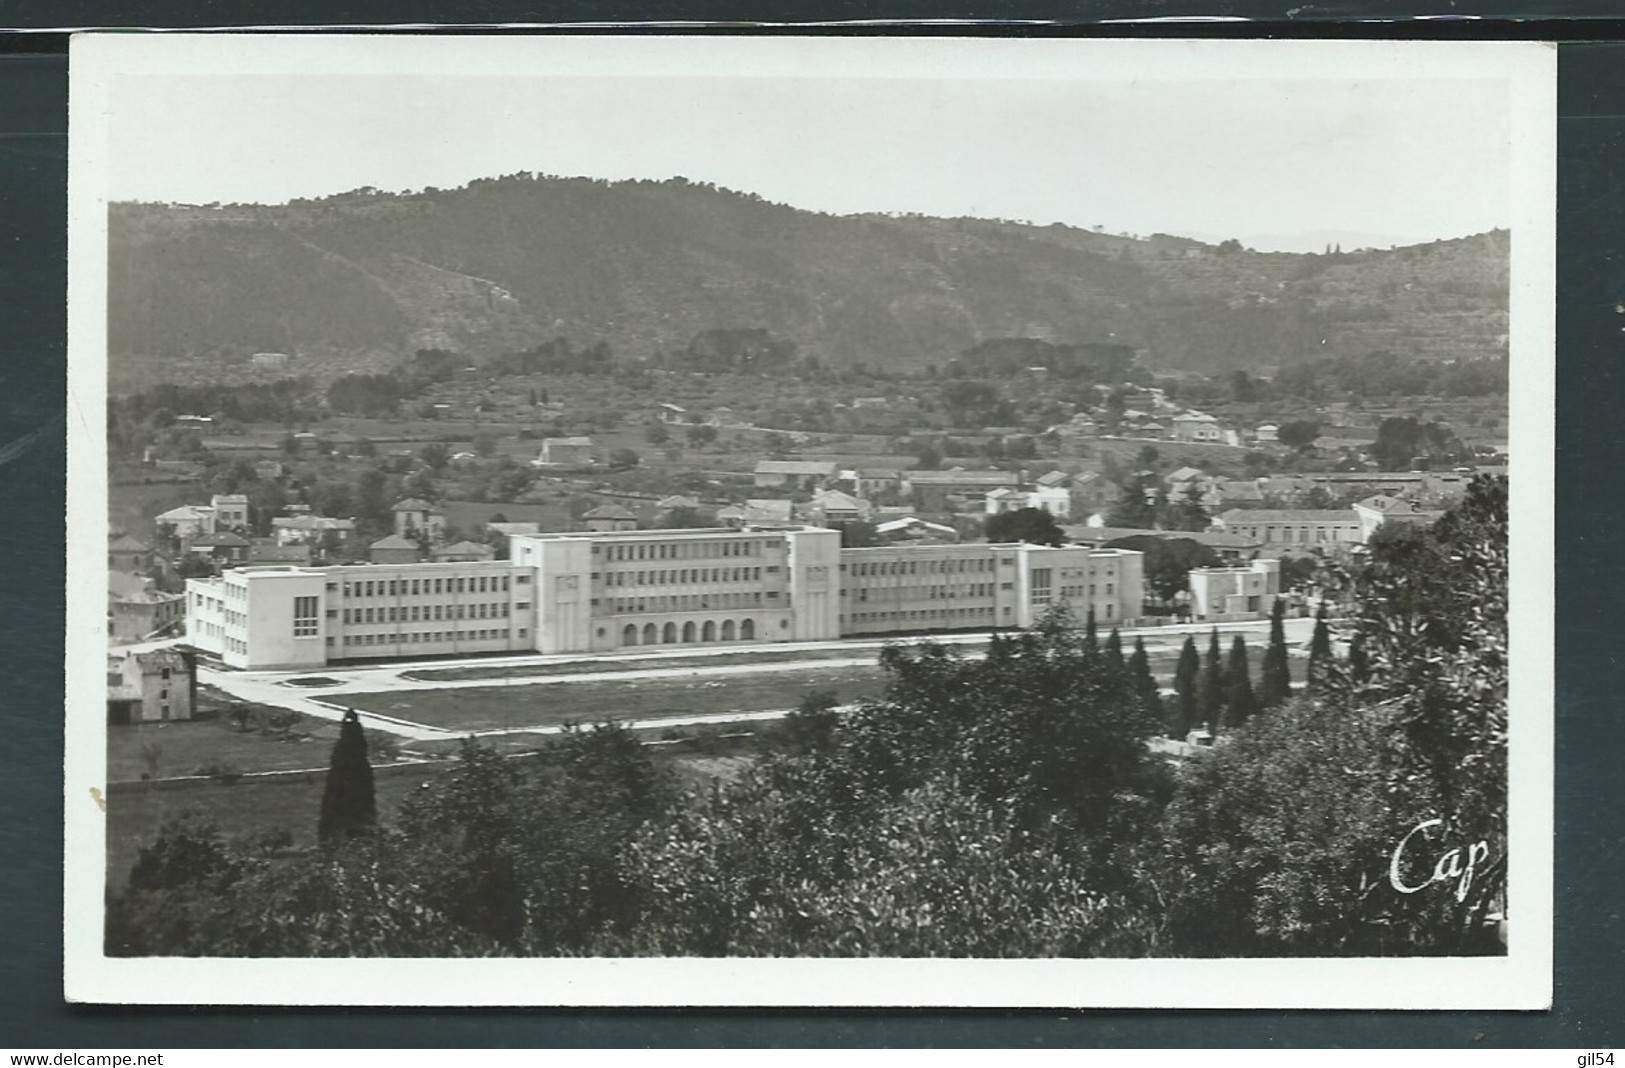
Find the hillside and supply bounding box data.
[107,175,1509,389]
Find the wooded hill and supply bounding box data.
[109,174,1509,388]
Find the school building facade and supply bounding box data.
[185,526,1145,669]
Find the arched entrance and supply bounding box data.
[682,621,696,643]
[740,618,755,640]
[702,620,716,642]
[662,622,677,644]
[642,622,658,645]
[621,624,638,646]
[720,620,736,641]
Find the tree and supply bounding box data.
[1128,636,1162,726]
[912,444,942,471]
[834,520,879,548]
[472,431,500,458]
[1370,416,1466,472]
[1260,598,1292,708]
[984,507,1066,547]
[1200,629,1224,732]
[1277,420,1320,450]
[1222,634,1258,730]
[1104,628,1126,679]
[1106,535,1219,604]
[1084,606,1099,654]
[1171,635,1201,739]
[607,447,641,470]
[318,708,376,844]
[1307,603,1334,693]
[685,424,717,450]
[644,422,669,446]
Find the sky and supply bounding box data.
[96,38,1529,253]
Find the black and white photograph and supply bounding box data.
[65,34,1554,1007]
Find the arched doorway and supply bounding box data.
[740,618,755,640]
[662,622,677,644]
[621,624,638,646]
[720,619,736,641]
[702,620,716,642]
[682,621,696,643]
[642,622,658,645]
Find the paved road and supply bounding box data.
[200,616,1315,741]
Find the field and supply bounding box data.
[402,643,903,683]
[104,730,763,893]
[340,665,887,732]
[107,717,337,782]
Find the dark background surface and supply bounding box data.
[2,15,1620,1047]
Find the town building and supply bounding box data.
[1170,413,1225,443]
[183,532,250,566]
[537,436,594,467]
[107,646,195,724]
[1188,559,1282,622]
[433,539,497,563]
[270,514,355,547]
[873,516,960,544]
[108,570,186,643]
[211,494,250,531]
[805,489,869,526]
[1212,508,1363,548]
[392,498,446,541]
[109,532,154,573]
[753,460,838,489]
[183,526,1148,669]
[717,499,793,528]
[369,534,422,565]
[904,468,1021,512]
[1352,494,1445,542]
[155,504,218,541]
[582,503,639,532]
[246,539,314,567]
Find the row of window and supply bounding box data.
[601,539,767,562]
[846,606,1014,624]
[608,591,772,614]
[603,566,769,587]
[852,583,1000,602]
[1232,525,1357,543]
[342,600,526,624]
[1031,583,1115,598]
[340,573,522,597]
[340,628,526,647]
[846,557,1009,577]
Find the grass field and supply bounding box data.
[106,718,338,782]
[402,644,897,683]
[105,737,762,893]
[342,666,889,732]
[104,762,438,893]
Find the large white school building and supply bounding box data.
[185,525,1144,669]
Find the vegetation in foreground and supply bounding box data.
[106,478,1508,958]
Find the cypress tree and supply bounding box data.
[1307,602,1334,693]
[1084,605,1099,654]
[1348,630,1370,684]
[1223,634,1259,729]
[1104,627,1126,675]
[1199,629,1224,733]
[1260,598,1292,708]
[1129,636,1163,726]
[1172,634,1201,739]
[318,707,377,844]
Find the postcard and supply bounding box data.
[66,33,1554,1007]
